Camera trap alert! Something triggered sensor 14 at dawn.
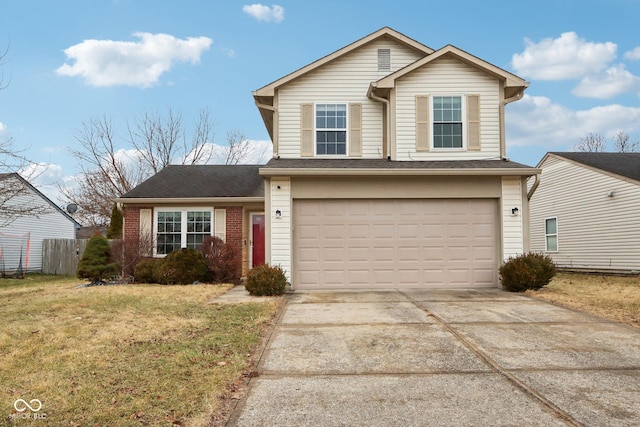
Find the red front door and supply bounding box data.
[251,214,265,267]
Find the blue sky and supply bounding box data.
[1,0,640,203]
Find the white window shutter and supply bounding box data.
[349,103,362,157]
[214,209,226,242]
[300,104,314,157]
[138,209,152,256]
[467,94,481,150]
[416,95,430,151]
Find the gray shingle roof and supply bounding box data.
[550,152,640,182]
[120,165,264,199]
[262,158,536,170]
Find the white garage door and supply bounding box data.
[293,199,499,289]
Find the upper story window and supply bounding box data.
[433,96,463,149]
[316,103,347,155]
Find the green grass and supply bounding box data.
[0,275,280,426]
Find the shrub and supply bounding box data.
[201,236,241,284]
[77,233,119,284]
[157,248,208,285]
[110,231,155,278]
[134,258,164,283]
[499,252,557,292]
[245,264,287,296]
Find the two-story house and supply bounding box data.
[119,27,539,289]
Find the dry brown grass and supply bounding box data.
[0,275,280,426]
[526,272,640,328]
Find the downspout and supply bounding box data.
[500,88,526,159]
[504,87,538,200]
[367,84,391,160]
[527,173,540,201]
[254,99,277,156]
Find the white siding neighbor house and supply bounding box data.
[253,27,539,290]
[0,173,79,274]
[530,152,640,273]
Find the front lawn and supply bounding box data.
[526,272,640,328]
[0,275,280,426]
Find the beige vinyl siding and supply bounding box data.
[395,58,501,160]
[502,176,524,260]
[530,157,640,271]
[269,177,292,281]
[0,178,76,272]
[277,39,425,158]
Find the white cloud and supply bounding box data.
[624,47,640,61]
[19,163,66,204]
[506,94,640,147]
[242,4,284,23]
[56,32,213,88]
[0,122,6,133]
[572,64,640,98]
[511,32,617,80]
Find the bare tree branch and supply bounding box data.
[572,133,607,152]
[612,131,639,153]
[61,108,229,226]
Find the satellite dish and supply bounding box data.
[66,203,78,214]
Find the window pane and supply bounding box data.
[546,235,558,252]
[185,211,211,251]
[545,218,557,234]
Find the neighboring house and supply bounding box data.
[0,173,80,274]
[118,165,265,277]
[121,27,539,290]
[530,152,640,273]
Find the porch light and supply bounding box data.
[275,209,282,219]
[511,207,519,215]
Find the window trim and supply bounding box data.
[545,217,559,253]
[154,207,214,257]
[314,102,349,157]
[431,94,466,151]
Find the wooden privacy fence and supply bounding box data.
[42,239,88,276]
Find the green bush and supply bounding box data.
[245,264,287,296]
[157,248,208,285]
[134,258,164,283]
[201,236,241,284]
[499,252,557,292]
[77,233,119,284]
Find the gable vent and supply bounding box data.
[378,49,391,71]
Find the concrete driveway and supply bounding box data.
[226,289,640,426]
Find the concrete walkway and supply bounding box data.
[225,289,640,426]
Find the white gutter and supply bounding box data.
[117,197,265,204]
[259,167,541,177]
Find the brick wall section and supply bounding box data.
[223,206,244,276]
[123,206,141,240]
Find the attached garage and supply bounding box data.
[293,198,499,289]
